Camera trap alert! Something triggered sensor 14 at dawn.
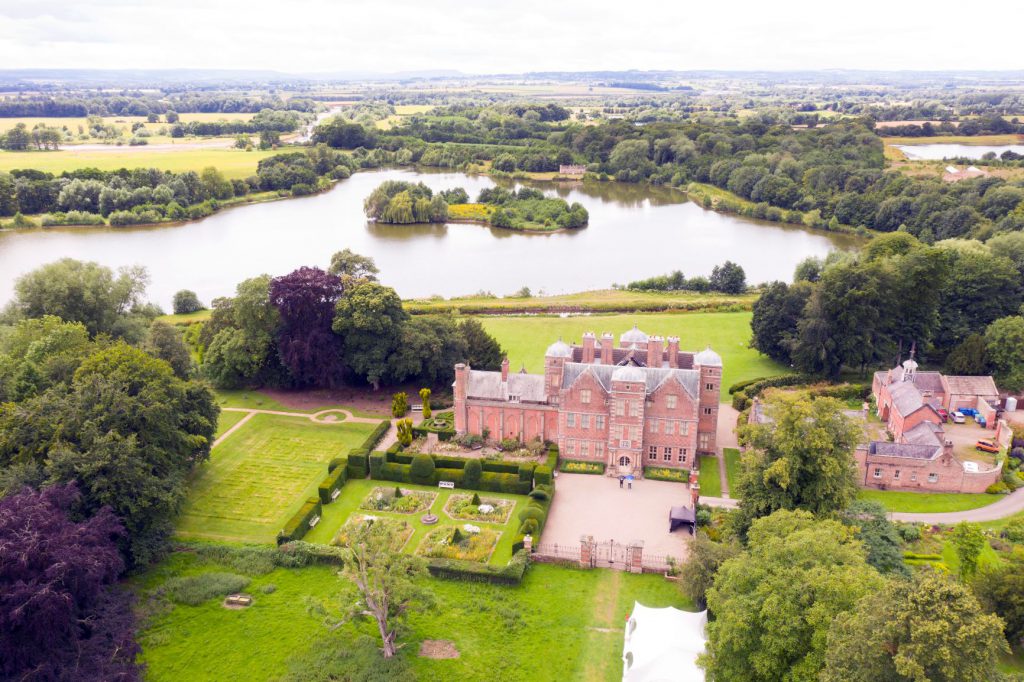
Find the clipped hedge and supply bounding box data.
[347,449,370,479]
[317,465,347,504]
[369,451,385,478]
[426,551,530,585]
[361,420,390,451]
[410,454,436,485]
[546,444,559,470]
[534,465,553,485]
[277,497,323,545]
[328,457,345,473]
[518,462,536,482]
[808,383,871,401]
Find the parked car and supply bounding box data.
[952,411,966,424]
[976,439,1000,453]
[959,407,979,418]
[976,415,987,428]
[936,408,949,422]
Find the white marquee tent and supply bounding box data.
[622,601,707,682]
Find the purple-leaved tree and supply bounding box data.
[270,266,345,387]
[0,484,140,681]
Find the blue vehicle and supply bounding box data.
[976,415,987,427]
[959,407,979,418]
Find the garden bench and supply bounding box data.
[309,515,321,528]
[225,594,252,606]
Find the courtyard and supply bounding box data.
[542,472,695,562]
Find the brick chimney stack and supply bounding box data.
[647,336,663,368]
[600,333,614,364]
[667,336,679,368]
[501,357,509,381]
[582,332,596,363]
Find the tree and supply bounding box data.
[0,484,140,681]
[328,248,379,284]
[145,320,193,378]
[165,110,179,123]
[840,500,909,576]
[951,522,986,580]
[750,281,812,364]
[313,118,375,149]
[460,318,504,370]
[733,394,861,536]
[336,520,431,658]
[270,267,345,387]
[11,259,151,338]
[945,333,989,376]
[0,343,218,566]
[200,166,233,200]
[419,387,432,419]
[703,510,884,682]
[823,571,1008,682]
[708,260,749,292]
[333,282,408,390]
[172,289,204,315]
[463,459,482,488]
[679,532,741,609]
[975,550,1024,644]
[392,392,408,418]
[985,316,1024,392]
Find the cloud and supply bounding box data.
[0,0,1019,73]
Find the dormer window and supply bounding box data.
[509,395,520,403]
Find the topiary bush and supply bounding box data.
[464,459,482,488]
[518,505,545,524]
[534,465,552,485]
[410,454,436,485]
[368,451,385,479]
[518,462,536,482]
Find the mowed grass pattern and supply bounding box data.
[177,414,375,542]
[479,311,786,397]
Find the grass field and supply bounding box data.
[135,553,688,682]
[303,478,529,566]
[697,455,722,497]
[214,410,249,438]
[723,447,742,493]
[176,414,376,543]
[0,147,282,179]
[0,112,256,134]
[405,288,759,315]
[211,389,385,418]
[856,488,997,513]
[480,311,787,396]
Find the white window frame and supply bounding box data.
[667,395,677,409]
[581,389,591,404]
[567,413,576,427]
[873,468,882,479]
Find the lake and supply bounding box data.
[895,143,1024,160]
[0,169,858,308]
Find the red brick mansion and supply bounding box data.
[453,327,722,477]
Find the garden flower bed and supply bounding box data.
[643,467,689,483]
[332,515,413,550]
[443,494,514,523]
[559,460,605,475]
[359,487,436,514]
[416,525,501,563]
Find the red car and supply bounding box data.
[936,408,949,422]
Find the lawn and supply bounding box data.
[480,311,787,397]
[212,388,386,418]
[156,309,213,325]
[697,455,722,497]
[0,147,282,179]
[214,410,249,438]
[303,478,529,566]
[857,489,997,513]
[135,552,689,682]
[176,414,377,543]
[723,447,742,493]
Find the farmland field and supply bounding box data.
[0,147,282,178]
[176,414,377,542]
[479,311,787,395]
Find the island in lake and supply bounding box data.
[363,180,588,231]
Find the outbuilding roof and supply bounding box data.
[465,370,547,403]
[943,374,999,397]
[867,441,942,460]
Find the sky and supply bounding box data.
[0,0,1021,75]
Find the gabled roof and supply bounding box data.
[888,381,928,418]
[466,370,547,403]
[943,374,999,397]
[901,421,944,447]
[867,441,943,460]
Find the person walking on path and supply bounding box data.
[619,476,624,489]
